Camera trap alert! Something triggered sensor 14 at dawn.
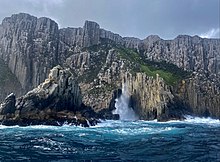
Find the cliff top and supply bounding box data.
[2,13,219,42]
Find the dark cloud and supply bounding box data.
[0,0,219,39]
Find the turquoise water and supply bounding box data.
[0,116,220,161]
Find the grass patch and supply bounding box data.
[140,64,181,85]
[80,40,190,86]
[115,46,190,85]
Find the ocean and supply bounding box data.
[0,116,220,161]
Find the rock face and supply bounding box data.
[0,93,16,115]
[64,44,187,121]
[16,65,82,115]
[0,58,23,102]
[176,73,220,118]
[0,13,59,93]
[82,21,100,47]
[0,13,220,121]
[140,35,220,74]
[0,66,99,126]
[124,73,173,120]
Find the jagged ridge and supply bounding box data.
[0,13,220,121]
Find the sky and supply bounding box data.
[0,0,219,40]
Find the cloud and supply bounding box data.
[25,0,64,5]
[200,28,220,38]
[24,0,64,13]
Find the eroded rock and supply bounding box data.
[0,66,100,126]
[0,13,219,122]
[0,93,16,115]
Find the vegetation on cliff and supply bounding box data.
[116,47,190,85]
[0,13,219,122]
[82,41,190,86]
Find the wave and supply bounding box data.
[90,120,181,136]
[184,115,220,125]
[1,115,220,131]
[0,125,20,129]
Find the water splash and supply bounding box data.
[113,84,138,121]
[184,115,220,125]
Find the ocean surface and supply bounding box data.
[1,116,220,161]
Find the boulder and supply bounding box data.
[0,93,16,115]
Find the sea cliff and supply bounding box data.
[0,13,220,122]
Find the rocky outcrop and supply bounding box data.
[64,45,187,121]
[123,73,173,120]
[176,73,220,118]
[16,65,82,114]
[58,27,83,63]
[139,35,220,74]
[61,24,220,77]
[100,29,123,45]
[82,21,100,47]
[0,66,100,126]
[76,48,123,112]
[1,13,219,91]
[0,93,16,115]
[58,21,100,62]
[0,13,219,121]
[0,13,59,93]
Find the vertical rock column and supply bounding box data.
[0,13,59,92]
